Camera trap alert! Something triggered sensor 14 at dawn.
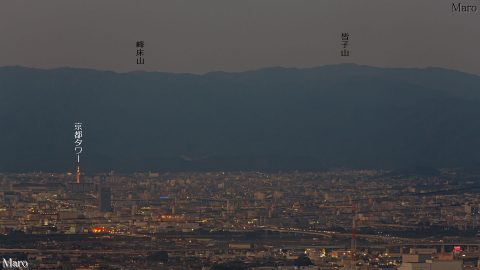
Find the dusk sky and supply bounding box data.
[1,0,479,74]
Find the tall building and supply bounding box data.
[76,165,81,184]
[100,187,112,212]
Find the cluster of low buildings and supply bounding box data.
[1,169,480,269]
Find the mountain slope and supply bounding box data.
[1,64,480,172]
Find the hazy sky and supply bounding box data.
[1,0,479,74]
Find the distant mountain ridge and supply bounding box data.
[1,64,480,172]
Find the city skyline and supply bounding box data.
[1,1,479,269]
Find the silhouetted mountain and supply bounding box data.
[1,64,480,172]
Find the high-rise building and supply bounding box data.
[76,165,81,184]
[100,187,112,212]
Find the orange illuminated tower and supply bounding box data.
[76,165,81,184]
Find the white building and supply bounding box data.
[398,254,462,270]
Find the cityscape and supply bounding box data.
[2,169,480,269]
[2,1,480,269]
